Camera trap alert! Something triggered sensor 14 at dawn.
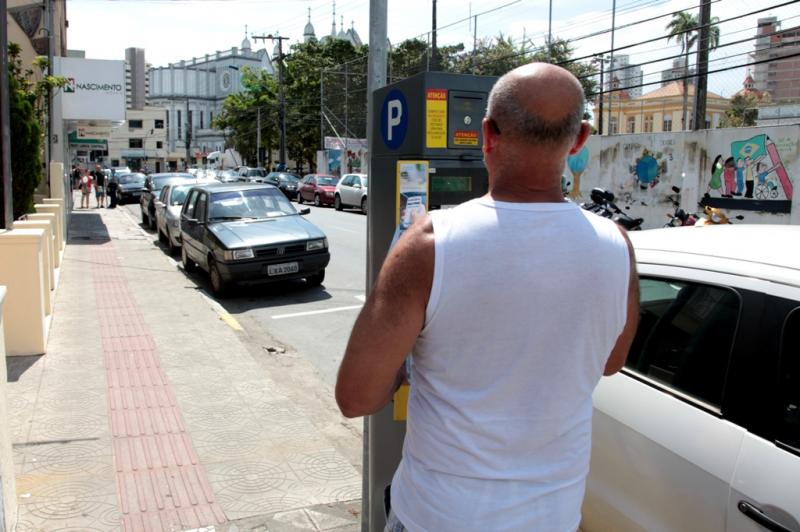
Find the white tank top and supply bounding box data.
[391,197,630,532]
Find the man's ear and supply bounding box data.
[482,118,497,154]
[568,121,591,155]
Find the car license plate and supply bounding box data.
[267,262,299,276]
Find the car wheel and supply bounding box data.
[181,246,196,273]
[167,229,180,255]
[297,192,304,204]
[361,196,368,215]
[209,259,229,298]
[306,269,325,287]
[314,194,321,207]
[158,228,167,244]
[334,195,343,211]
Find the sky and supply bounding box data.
[66,0,800,98]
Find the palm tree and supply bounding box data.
[666,11,720,130]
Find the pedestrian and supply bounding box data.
[107,173,119,209]
[71,164,82,190]
[79,172,93,208]
[92,164,106,208]
[335,63,639,531]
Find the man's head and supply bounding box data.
[482,63,590,194]
[95,164,102,170]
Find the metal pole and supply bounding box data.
[598,56,605,135]
[45,0,53,187]
[366,0,388,528]
[547,0,553,59]
[277,38,287,168]
[472,15,478,71]
[1,0,13,228]
[185,97,190,168]
[320,71,324,154]
[257,107,261,167]
[344,63,348,173]
[693,0,712,131]
[431,0,438,71]
[608,0,616,135]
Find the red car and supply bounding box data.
[297,174,339,207]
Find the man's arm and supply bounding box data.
[604,227,640,376]
[335,216,434,418]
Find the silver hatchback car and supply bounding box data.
[334,173,368,214]
[154,183,196,253]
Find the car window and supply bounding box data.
[170,185,192,206]
[159,186,169,203]
[184,190,199,218]
[317,177,338,186]
[209,188,297,220]
[341,175,353,187]
[625,278,741,407]
[778,308,800,451]
[196,193,208,222]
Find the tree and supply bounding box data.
[1,43,67,221]
[453,34,523,76]
[666,11,720,130]
[719,93,761,128]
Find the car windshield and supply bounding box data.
[170,185,193,205]
[247,169,267,177]
[153,174,193,191]
[119,174,145,184]
[279,175,299,183]
[208,188,297,220]
[317,177,338,186]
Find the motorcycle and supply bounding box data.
[696,205,745,226]
[664,186,698,228]
[580,188,644,231]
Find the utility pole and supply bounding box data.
[344,63,348,172]
[596,55,606,135]
[252,33,289,169]
[608,0,617,135]
[693,0,712,131]
[44,0,54,183]
[185,97,191,168]
[547,0,553,59]
[431,0,438,71]
[256,107,261,167]
[320,71,324,153]
[1,0,13,228]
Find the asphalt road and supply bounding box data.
[122,198,367,387]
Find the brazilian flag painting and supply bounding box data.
[731,134,767,161]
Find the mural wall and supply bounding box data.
[564,125,800,229]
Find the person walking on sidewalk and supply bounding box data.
[107,173,119,209]
[79,172,93,208]
[92,164,107,208]
[335,63,640,531]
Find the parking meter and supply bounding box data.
[364,71,497,532]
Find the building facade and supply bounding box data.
[605,55,644,98]
[147,38,274,168]
[595,81,728,135]
[107,108,169,173]
[661,57,696,86]
[125,47,149,110]
[752,17,800,103]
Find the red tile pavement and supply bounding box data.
[91,243,227,531]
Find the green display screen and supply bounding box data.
[431,176,472,193]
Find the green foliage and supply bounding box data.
[1,43,68,221]
[719,93,760,128]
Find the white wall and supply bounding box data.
[564,125,799,229]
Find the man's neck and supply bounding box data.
[487,176,566,204]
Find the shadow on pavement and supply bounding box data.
[6,355,43,382]
[67,211,111,245]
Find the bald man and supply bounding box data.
[336,63,639,531]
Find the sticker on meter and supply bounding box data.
[453,130,479,146]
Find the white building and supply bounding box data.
[605,55,644,98]
[107,108,169,173]
[147,36,274,169]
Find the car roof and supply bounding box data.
[189,182,277,193]
[150,172,194,179]
[630,225,800,286]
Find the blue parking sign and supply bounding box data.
[381,90,408,150]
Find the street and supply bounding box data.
[120,200,367,387]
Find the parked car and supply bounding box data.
[111,166,132,176]
[114,172,146,204]
[216,169,243,183]
[154,182,197,253]
[582,225,800,532]
[238,166,268,181]
[297,174,339,207]
[140,172,195,229]
[334,173,368,213]
[179,183,330,297]
[265,172,301,199]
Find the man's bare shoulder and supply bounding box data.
[375,214,435,303]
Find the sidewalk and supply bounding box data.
[6,194,362,531]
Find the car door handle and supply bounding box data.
[738,501,795,532]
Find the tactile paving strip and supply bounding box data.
[91,245,227,531]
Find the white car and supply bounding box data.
[582,225,800,532]
[334,173,368,214]
[154,182,196,253]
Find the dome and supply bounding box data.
[303,7,316,42]
[241,36,252,51]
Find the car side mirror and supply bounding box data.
[299,207,311,215]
